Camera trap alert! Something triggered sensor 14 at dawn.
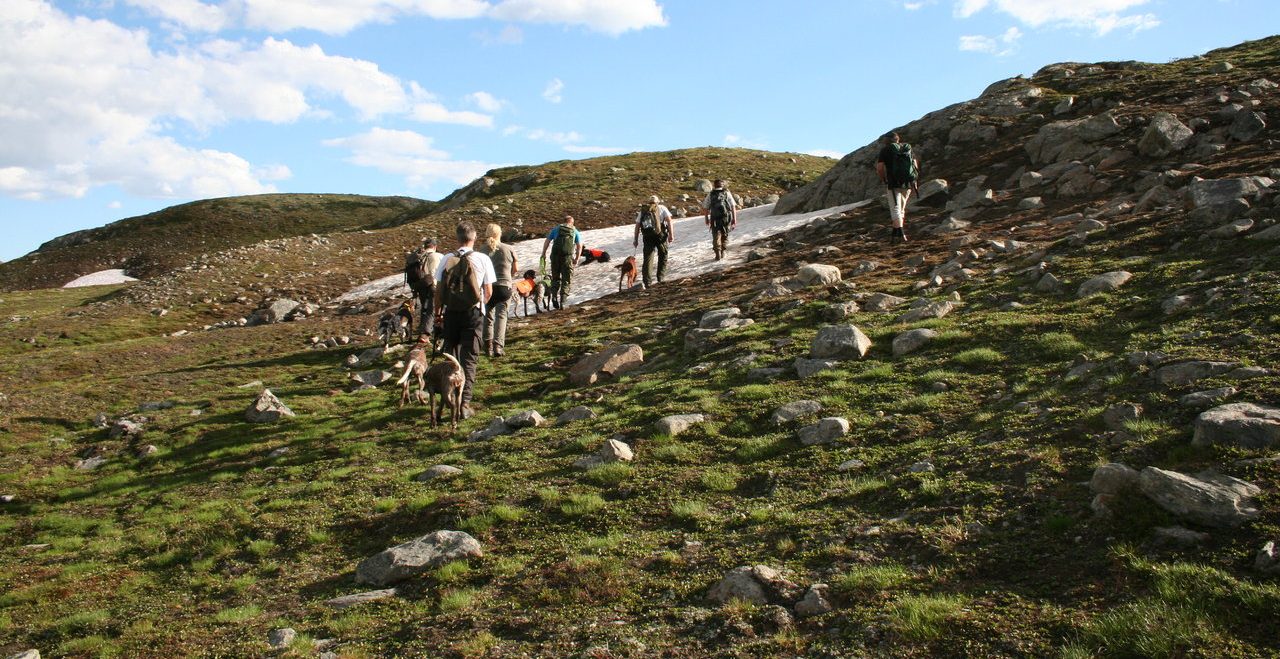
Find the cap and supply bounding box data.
[649,195,661,204]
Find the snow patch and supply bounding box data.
[63,269,139,288]
[335,201,870,306]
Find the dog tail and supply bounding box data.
[440,352,463,371]
[395,360,416,386]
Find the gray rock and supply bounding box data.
[245,389,294,423]
[694,179,714,193]
[747,247,776,261]
[467,417,512,441]
[1076,271,1132,297]
[914,179,950,206]
[1035,272,1063,293]
[1138,467,1260,527]
[898,300,954,323]
[892,328,938,356]
[7,651,40,659]
[349,370,394,388]
[823,301,860,321]
[1090,462,1139,495]
[707,565,800,605]
[1076,218,1107,234]
[655,414,705,437]
[1188,177,1269,209]
[1153,526,1211,547]
[137,400,174,412]
[1230,111,1267,141]
[794,357,840,379]
[569,344,644,386]
[1227,366,1274,380]
[811,325,872,360]
[770,400,823,426]
[1020,171,1045,189]
[1256,541,1280,573]
[863,293,907,312]
[699,308,742,329]
[574,438,634,469]
[793,584,834,617]
[1017,196,1044,210]
[1138,112,1194,157]
[1208,218,1254,238]
[837,459,865,471]
[1153,360,1239,388]
[1179,387,1236,409]
[1102,403,1142,431]
[909,460,935,473]
[109,418,144,439]
[795,264,842,287]
[416,465,463,482]
[323,588,399,609]
[355,530,483,586]
[684,328,720,354]
[748,367,787,382]
[948,177,995,209]
[505,410,545,429]
[556,406,597,425]
[797,417,850,446]
[1162,294,1195,315]
[936,217,971,233]
[268,628,297,650]
[136,444,158,458]
[74,456,107,471]
[1192,403,1280,449]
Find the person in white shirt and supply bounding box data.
[632,195,675,289]
[433,221,497,417]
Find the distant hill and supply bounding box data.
[0,194,432,291]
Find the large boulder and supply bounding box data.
[569,344,644,386]
[707,565,801,605]
[355,530,483,586]
[1076,271,1132,298]
[1188,177,1270,209]
[1025,112,1121,164]
[1090,462,1139,495]
[1192,403,1280,449]
[248,299,301,326]
[1153,360,1239,388]
[1137,112,1194,157]
[655,414,704,437]
[811,325,872,360]
[1138,467,1260,527]
[797,417,850,446]
[1229,111,1267,141]
[245,389,295,423]
[699,308,742,329]
[795,264,842,287]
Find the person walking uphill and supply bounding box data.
[433,221,497,418]
[405,237,444,337]
[875,131,920,243]
[633,195,674,288]
[540,215,582,310]
[477,223,517,357]
[702,180,738,261]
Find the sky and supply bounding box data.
[2,1,1277,262]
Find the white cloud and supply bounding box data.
[409,102,494,127]
[465,91,505,112]
[723,134,768,149]
[563,145,628,155]
[954,0,1158,35]
[125,0,666,35]
[542,78,564,103]
[489,0,666,36]
[323,127,493,188]
[804,149,844,159]
[903,1,928,10]
[958,26,1022,55]
[524,128,582,144]
[475,24,524,44]
[107,200,123,209]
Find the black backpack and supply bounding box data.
[888,143,918,184]
[444,252,481,310]
[709,189,734,226]
[639,206,666,241]
[405,250,429,287]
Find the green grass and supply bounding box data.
[1033,331,1087,359]
[700,466,740,492]
[212,604,262,624]
[581,462,635,486]
[952,348,1005,369]
[836,563,912,594]
[560,493,605,517]
[888,594,968,641]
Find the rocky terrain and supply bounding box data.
[1,36,1279,659]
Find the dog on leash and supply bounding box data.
[615,256,638,292]
[513,269,551,316]
[395,337,466,429]
[379,301,414,346]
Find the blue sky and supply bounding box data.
[2,0,1277,261]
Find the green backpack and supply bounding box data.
[639,206,666,241]
[708,189,733,225]
[444,252,482,310]
[552,224,576,257]
[888,143,918,184]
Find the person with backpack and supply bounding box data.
[875,131,920,243]
[702,180,738,261]
[404,237,443,337]
[433,221,497,419]
[632,195,674,289]
[539,215,582,310]
[477,223,517,358]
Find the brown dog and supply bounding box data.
[395,337,466,429]
[615,255,638,291]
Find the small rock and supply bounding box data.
[770,400,823,426]
[1153,360,1239,388]
[1138,467,1260,528]
[1192,402,1280,449]
[892,328,938,357]
[1256,541,1280,574]
[1179,387,1236,409]
[898,300,954,323]
[793,584,834,617]
[355,531,483,586]
[569,344,644,386]
[574,438,634,469]
[863,293,907,312]
[245,389,295,423]
[136,444,158,458]
[268,628,297,650]
[1077,271,1133,298]
[908,460,935,473]
[811,325,872,360]
[655,414,705,437]
[556,406,597,425]
[416,465,463,482]
[75,456,107,471]
[1153,526,1211,547]
[1035,272,1063,293]
[505,410,545,429]
[1102,403,1142,431]
[837,459,865,472]
[797,417,850,446]
[794,357,839,379]
[1090,462,1139,495]
[323,588,399,609]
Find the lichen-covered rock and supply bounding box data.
[569,344,644,386]
[655,414,704,437]
[811,325,872,360]
[245,389,295,423]
[355,531,483,586]
[1077,271,1132,297]
[892,328,938,356]
[1192,403,1280,449]
[1137,467,1260,528]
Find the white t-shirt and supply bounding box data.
[634,204,673,226]
[434,247,498,313]
[701,189,739,212]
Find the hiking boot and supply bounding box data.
[494,344,505,357]
[462,404,475,420]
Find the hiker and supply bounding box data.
[433,221,497,419]
[875,131,920,243]
[404,237,443,337]
[702,179,738,261]
[632,195,674,289]
[477,223,517,357]
[540,214,582,310]
[580,247,610,265]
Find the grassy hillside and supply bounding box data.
[0,194,432,291]
[1,39,1279,658]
